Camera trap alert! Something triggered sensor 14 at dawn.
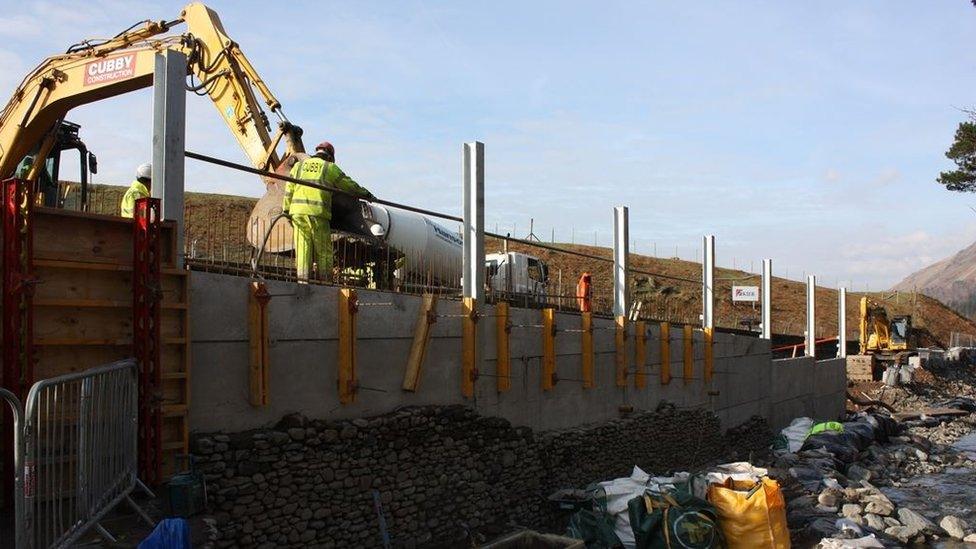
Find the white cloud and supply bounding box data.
[0,15,43,38]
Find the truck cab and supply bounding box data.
[485,251,549,306]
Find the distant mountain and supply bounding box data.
[893,240,976,319]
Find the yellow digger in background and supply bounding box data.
[858,296,916,366]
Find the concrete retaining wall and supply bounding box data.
[189,272,847,434]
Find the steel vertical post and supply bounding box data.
[702,235,715,329]
[612,207,629,317]
[462,142,485,302]
[806,274,816,357]
[152,50,187,267]
[838,287,847,358]
[761,259,772,339]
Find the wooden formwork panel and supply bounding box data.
[33,347,132,380]
[33,261,185,302]
[21,208,190,481]
[33,208,177,266]
[32,307,185,344]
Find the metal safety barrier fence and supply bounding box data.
[7,359,154,549]
[1,387,25,549]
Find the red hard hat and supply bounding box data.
[315,141,334,157]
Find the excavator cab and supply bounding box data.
[889,315,913,351]
[46,121,98,210]
[17,121,98,211]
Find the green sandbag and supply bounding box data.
[627,487,724,549]
[565,486,623,548]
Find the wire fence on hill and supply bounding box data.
[51,174,718,328]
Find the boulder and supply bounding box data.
[818,488,841,508]
[841,503,863,520]
[940,515,968,540]
[884,525,920,544]
[897,508,937,533]
[863,496,894,517]
[864,513,886,531]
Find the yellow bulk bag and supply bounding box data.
[706,477,790,549]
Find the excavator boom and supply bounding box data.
[0,3,303,186]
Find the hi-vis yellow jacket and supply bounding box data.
[120,180,150,218]
[283,157,370,219]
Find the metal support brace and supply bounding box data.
[495,302,511,392]
[338,288,358,404]
[541,308,556,390]
[403,294,438,392]
[133,197,162,486]
[660,322,672,385]
[248,282,271,406]
[615,316,628,387]
[152,50,187,266]
[761,259,772,339]
[635,321,647,389]
[838,287,847,359]
[581,312,594,389]
[461,297,478,397]
[806,275,816,357]
[702,235,715,329]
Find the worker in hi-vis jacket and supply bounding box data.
[283,141,374,282]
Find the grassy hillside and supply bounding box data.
[499,240,976,347]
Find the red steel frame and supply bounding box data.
[133,197,162,486]
[1,177,34,511]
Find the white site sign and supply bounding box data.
[732,286,759,302]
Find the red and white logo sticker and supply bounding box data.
[732,286,759,302]
[83,54,137,86]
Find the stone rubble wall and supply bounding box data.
[192,404,771,548]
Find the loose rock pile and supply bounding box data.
[191,404,768,548]
[778,407,976,545]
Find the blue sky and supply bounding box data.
[2,1,975,289]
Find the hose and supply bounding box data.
[249,212,291,279]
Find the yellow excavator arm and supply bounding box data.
[0,2,303,184]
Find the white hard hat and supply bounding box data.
[136,163,152,180]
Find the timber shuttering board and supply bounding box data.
[6,207,190,480]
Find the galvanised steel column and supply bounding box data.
[462,142,485,302]
[761,258,772,339]
[806,274,816,357]
[702,235,715,329]
[838,286,848,358]
[613,207,629,317]
[151,50,187,267]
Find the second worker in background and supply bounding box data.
[283,141,375,282]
